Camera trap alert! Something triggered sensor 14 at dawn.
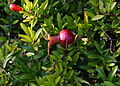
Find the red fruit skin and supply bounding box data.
[58,30,75,47]
[48,30,75,55]
[10,4,23,11]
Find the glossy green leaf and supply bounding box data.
[34,29,42,41]
[18,34,32,42]
[57,13,62,29]
[89,0,98,7]
[1,18,9,24]
[52,1,59,7]
[111,2,117,11]
[91,15,104,21]
[108,66,118,81]
[78,78,89,85]
[33,0,38,8]
[20,74,35,80]
[67,70,74,79]
[99,0,106,13]
[96,66,106,81]
[0,25,9,32]
[3,52,13,68]
[12,20,19,25]
[55,76,61,85]
[28,27,34,38]
[103,81,116,86]
[40,0,48,10]
[0,37,7,41]
[20,23,30,36]
[94,41,102,54]
[71,52,80,65]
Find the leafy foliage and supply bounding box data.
[0,0,120,86]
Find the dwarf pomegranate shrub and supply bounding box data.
[0,0,120,86]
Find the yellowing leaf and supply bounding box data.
[91,15,104,21]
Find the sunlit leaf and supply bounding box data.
[91,15,104,21]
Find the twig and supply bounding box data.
[101,29,113,53]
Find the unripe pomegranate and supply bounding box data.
[9,4,23,11]
[48,30,75,55]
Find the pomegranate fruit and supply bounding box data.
[9,4,23,11]
[48,30,75,55]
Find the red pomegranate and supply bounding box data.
[10,4,23,11]
[48,30,75,55]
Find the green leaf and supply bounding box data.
[67,70,74,79]
[18,34,32,42]
[103,81,116,86]
[12,20,19,25]
[78,78,89,85]
[94,41,102,54]
[96,66,106,81]
[71,52,80,65]
[111,2,117,11]
[30,83,37,86]
[1,18,9,24]
[65,15,75,27]
[34,29,42,41]
[33,0,38,8]
[24,0,31,5]
[99,0,106,13]
[52,1,59,7]
[0,25,9,32]
[3,52,13,68]
[91,15,104,21]
[108,66,118,81]
[40,0,48,10]
[0,37,7,41]
[59,63,63,74]
[57,13,62,29]
[20,74,35,80]
[28,27,34,38]
[55,76,61,85]
[89,0,98,7]
[20,23,30,36]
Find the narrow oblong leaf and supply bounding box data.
[91,15,104,21]
[18,34,32,42]
[96,66,106,81]
[34,29,42,41]
[99,0,105,13]
[12,20,19,25]
[3,52,13,68]
[28,27,34,38]
[72,52,80,65]
[1,18,9,24]
[40,0,48,10]
[67,70,74,79]
[94,41,102,54]
[108,66,118,81]
[33,0,38,8]
[55,76,61,85]
[0,25,9,31]
[57,13,62,29]
[20,23,30,36]
[103,81,116,86]
[20,74,35,80]
[111,2,117,11]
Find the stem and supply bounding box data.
[8,12,13,43]
[48,36,60,55]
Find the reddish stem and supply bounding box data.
[48,35,60,55]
